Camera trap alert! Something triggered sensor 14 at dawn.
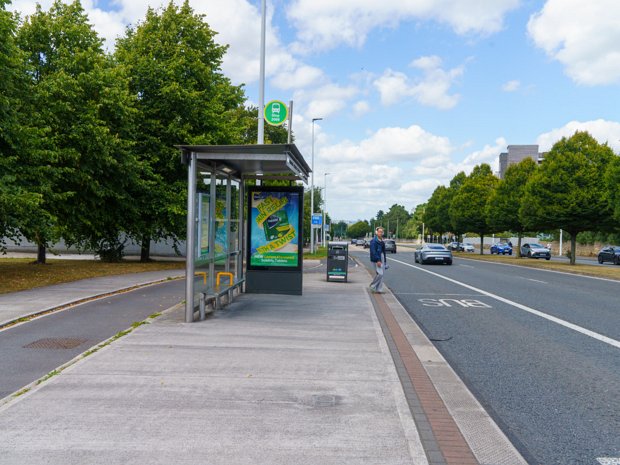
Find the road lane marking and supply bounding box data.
[597,459,620,465]
[390,257,620,350]
[459,264,475,268]
[525,278,548,284]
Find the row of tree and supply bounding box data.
[0,0,289,262]
[423,131,620,264]
[344,131,620,265]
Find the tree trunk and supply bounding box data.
[570,233,577,265]
[36,243,46,264]
[479,233,484,255]
[140,235,151,262]
[517,233,522,258]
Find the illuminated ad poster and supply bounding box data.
[247,187,303,269]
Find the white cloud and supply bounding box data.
[320,124,453,164]
[373,56,463,109]
[287,0,520,52]
[271,65,324,90]
[302,84,359,119]
[528,0,620,85]
[536,119,620,152]
[502,80,520,92]
[353,100,371,117]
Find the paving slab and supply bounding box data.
[0,266,424,465]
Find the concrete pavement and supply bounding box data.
[0,261,527,465]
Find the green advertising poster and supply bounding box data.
[248,187,302,268]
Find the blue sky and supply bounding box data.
[9,0,620,222]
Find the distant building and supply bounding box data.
[498,145,544,178]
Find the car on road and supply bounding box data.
[384,239,397,253]
[448,242,475,252]
[414,244,452,265]
[460,243,475,252]
[597,245,620,265]
[363,239,370,248]
[355,238,365,246]
[521,243,551,260]
[490,242,512,255]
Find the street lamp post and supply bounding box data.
[323,172,330,246]
[310,117,322,253]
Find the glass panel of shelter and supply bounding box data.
[193,167,242,307]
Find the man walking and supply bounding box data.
[369,227,386,293]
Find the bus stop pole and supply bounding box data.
[185,152,197,322]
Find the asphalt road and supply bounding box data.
[0,279,184,399]
[352,248,620,465]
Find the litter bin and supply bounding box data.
[327,241,348,282]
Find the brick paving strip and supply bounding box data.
[370,291,479,465]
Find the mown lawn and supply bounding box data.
[0,258,185,295]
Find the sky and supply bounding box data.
[8,0,620,222]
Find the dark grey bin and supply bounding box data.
[327,241,348,282]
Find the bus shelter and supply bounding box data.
[179,144,310,323]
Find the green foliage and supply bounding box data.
[606,154,620,224]
[424,185,450,234]
[347,220,370,239]
[487,157,537,234]
[234,105,291,144]
[114,1,246,259]
[521,131,616,264]
[380,204,411,237]
[14,0,141,261]
[450,164,498,241]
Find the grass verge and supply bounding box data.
[0,258,185,295]
[454,252,620,281]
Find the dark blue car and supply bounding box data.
[490,242,512,255]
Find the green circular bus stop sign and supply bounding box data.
[264,100,288,126]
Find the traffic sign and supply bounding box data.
[311,213,322,225]
[264,100,288,126]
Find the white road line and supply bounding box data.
[526,278,548,284]
[390,257,620,350]
[597,458,620,465]
[459,264,475,268]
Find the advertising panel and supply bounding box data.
[247,186,303,270]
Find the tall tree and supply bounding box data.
[114,1,246,261]
[487,157,537,256]
[424,186,449,238]
[16,0,139,262]
[521,131,616,264]
[606,153,620,224]
[0,0,44,252]
[450,164,498,253]
[347,220,370,239]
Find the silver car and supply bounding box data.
[520,243,551,260]
[414,244,453,265]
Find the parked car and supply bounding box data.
[363,239,370,249]
[355,238,365,246]
[384,239,397,253]
[597,245,620,265]
[460,243,475,252]
[414,244,452,265]
[520,243,551,260]
[490,242,512,255]
[447,241,460,251]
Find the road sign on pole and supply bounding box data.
[311,213,322,226]
[264,100,288,126]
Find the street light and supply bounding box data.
[310,117,322,253]
[323,172,330,246]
